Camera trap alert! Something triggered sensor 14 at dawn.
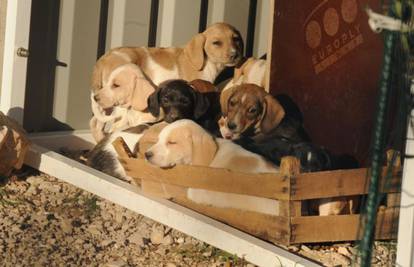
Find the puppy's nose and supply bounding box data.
[145,151,153,160]
[227,121,237,130]
[93,95,99,102]
[229,49,237,59]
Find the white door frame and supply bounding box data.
[396,118,414,267]
[0,0,32,124]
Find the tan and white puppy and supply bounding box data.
[91,22,243,142]
[144,119,280,215]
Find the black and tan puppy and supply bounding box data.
[221,84,357,171]
[147,79,221,134]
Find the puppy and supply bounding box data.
[147,79,221,134]
[222,57,267,91]
[90,63,161,142]
[221,84,359,215]
[87,125,149,183]
[145,119,278,172]
[91,23,243,141]
[144,119,280,215]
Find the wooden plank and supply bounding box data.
[292,167,401,200]
[174,198,290,245]
[120,157,290,200]
[290,208,399,244]
[279,157,302,218]
[141,179,187,199]
[24,143,319,267]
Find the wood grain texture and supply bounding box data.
[120,157,290,200]
[174,197,290,245]
[292,167,401,200]
[290,208,399,243]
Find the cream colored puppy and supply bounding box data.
[144,119,280,216]
[222,57,267,91]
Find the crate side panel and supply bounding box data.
[121,158,289,200]
[290,208,399,243]
[292,167,401,200]
[174,198,290,245]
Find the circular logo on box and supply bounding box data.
[306,20,322,49]
[341,0,358,23]
[324,8,339,36]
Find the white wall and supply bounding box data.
[0,0,7,98]
[53,0,100,129]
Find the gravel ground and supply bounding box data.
[0,171,396,266]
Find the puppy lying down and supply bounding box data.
[144,119,281,216]
[86,125,149,183]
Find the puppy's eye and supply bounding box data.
[248,107,257,113]
[229,99,237,107]
[212,40,222,46]
[161,96,170,104]
[112,83,120,88]
[232,37,240,43]
[178,96,190,104]
[167,141,177,145]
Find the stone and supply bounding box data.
[338,246,352,257]
[288,245,300,252]
[105,259,126,267]
[150,225,164,245]
[162,235,173,246]
[332,253,351,266]
[128,232,144,246]
[300,245,312,252]
[166,263,176,267]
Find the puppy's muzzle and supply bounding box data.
[227,121,237,131]
[144,151,153,160]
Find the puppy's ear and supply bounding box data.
[91,64,102,92]
[233,57,252,81]
[184,34,206,71]
[189,79,217,93]
[261,94,285,134]
[131,78,156,111]
[193,92,210,119]
[147,89,161,117]
[191,130,217,166]
[220,86,237,116]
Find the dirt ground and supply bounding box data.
[0,171,396,266]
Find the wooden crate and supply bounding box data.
[114,138,401,245]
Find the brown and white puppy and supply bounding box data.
[144,119,280,215]
[91,23,243,141]
[220,84,286,140]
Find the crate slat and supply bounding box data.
[290,208,399,243]
[120,157,290,200]
[174,197,290,245]
[292,168,401,200]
